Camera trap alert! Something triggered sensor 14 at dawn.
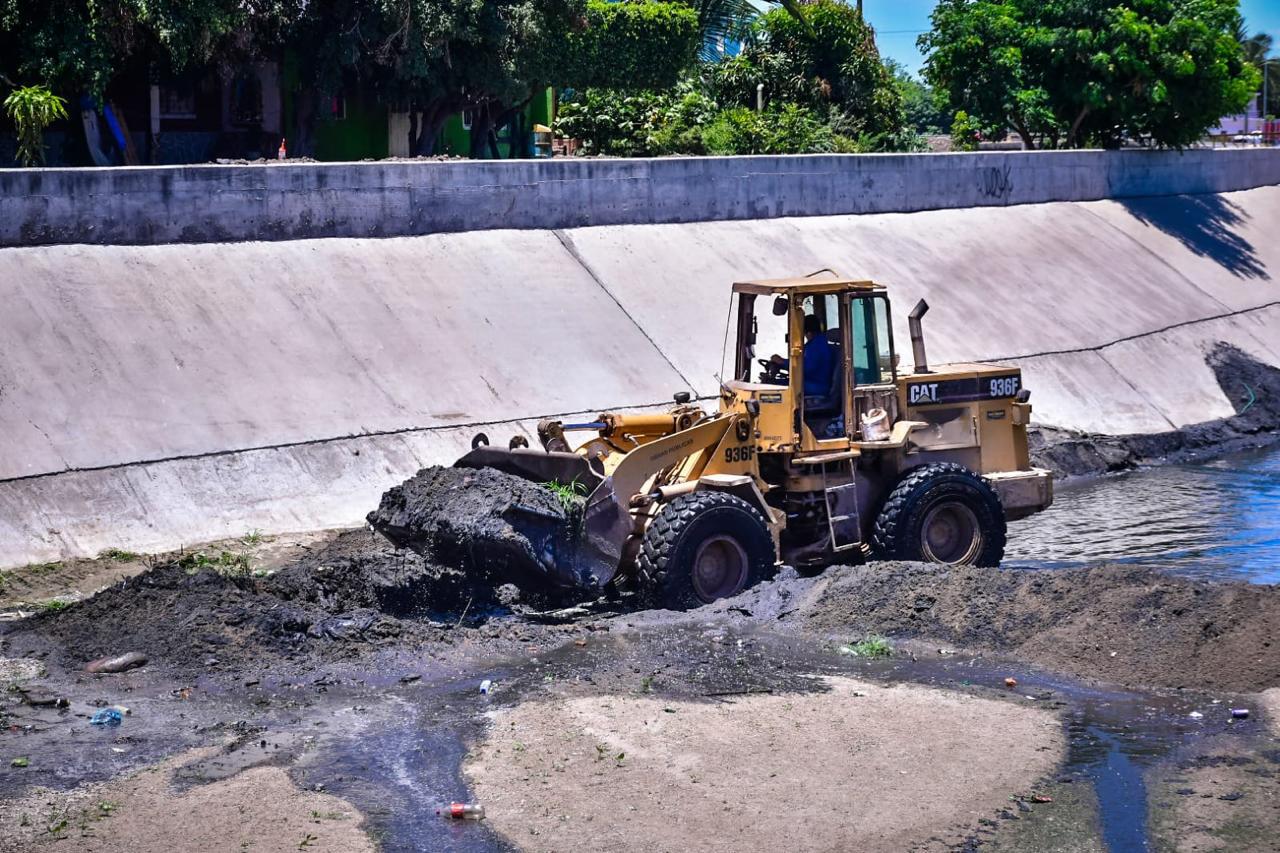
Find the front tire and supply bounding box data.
[637,491,775,610]
[871,463,1006,567]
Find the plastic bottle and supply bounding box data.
[277,138,287,160]
[438,803,485,820]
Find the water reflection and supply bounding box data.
[1007,445,1280,583]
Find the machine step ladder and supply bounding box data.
[822,459,862,552]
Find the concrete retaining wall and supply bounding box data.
[3,148,1280,248]
[1,155,1278,567]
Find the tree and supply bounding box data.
[920,0,1260,149]
[0,0,289,97]
[288,0,698,158]
[885,58,951,135]
[1236,24,1278,116]
[691,0,759,61]
[709,0,905,141]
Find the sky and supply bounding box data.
[864,0,1280,76]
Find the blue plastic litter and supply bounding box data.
[90,708,123,727]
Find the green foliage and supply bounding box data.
[541,479,588,514]
[0,0,288,97]
[98,548,140,562]
[719,0,904,139]
[920,0,1260,149]
[886,59,951,135]
[703,103,840,154]
[556,85,861,156]
[178,550,254,577]
[3,85,68,166]
[1236,25,1279,116]
[839,635,892,658]
[562,0,701,90]
[950,110,982,152]
[691,0,759,62]
[557,0,918,157]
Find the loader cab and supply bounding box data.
[727,275,899,452]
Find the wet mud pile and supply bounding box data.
[368,466,584,592]
[0,549,435,677]
[1033,343,1280,478]
[722,561,1280,693]
[1,468,586,678]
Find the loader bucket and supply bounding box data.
[453,446,624,590]
[454,446,604,492]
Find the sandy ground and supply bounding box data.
[1147,741,1280,853]
[1262,689,1280,737]
[0,745,373,853]
[466,675,1064,853]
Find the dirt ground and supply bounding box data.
[1264,690,1280,737]
[1147,741,1280,853]
[699,562,1280,693]
[0,745,372,853]
[467,676,1064,853]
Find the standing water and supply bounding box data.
[1006,444,1280,583]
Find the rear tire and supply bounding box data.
[637,491,775,610]
[871,463,1006,567]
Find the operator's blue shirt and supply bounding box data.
[799,335,835,396]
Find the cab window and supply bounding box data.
[850,295,895,385]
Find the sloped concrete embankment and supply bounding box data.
[1,156,1277,566]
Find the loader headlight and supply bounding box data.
[1016,389,1031,404]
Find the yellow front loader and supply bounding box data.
[457,274,1052,609]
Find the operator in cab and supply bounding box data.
[770,314,835,395]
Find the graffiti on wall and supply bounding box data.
[978,165,1013,199]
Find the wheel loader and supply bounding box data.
[457,273,1053,609]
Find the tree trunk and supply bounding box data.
[469,103,494,159]
[411,99,453,157]
[1010,117,1037,150]
[1065,106,1091,148]
[293,88,318,157]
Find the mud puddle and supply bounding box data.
[844,648,1268,851]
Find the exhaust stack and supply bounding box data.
[908,299,931,374]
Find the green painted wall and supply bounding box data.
[313,94,388,161]
[437,90,555,158]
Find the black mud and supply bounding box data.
[367,465,584,591]
[1032,343,1280,478]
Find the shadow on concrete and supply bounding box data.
[1118,194,1269,280]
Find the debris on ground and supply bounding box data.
[90,708,123,726]
[86,651,148,673]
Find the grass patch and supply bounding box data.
[241,529,267,546]
[20,561,61,576]
[98,548,140,562]
[178,550,254,578]
[37,599,70,614]
[839,635,892,658]
[541,479,588,514]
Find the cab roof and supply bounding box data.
[732,275,885,296]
